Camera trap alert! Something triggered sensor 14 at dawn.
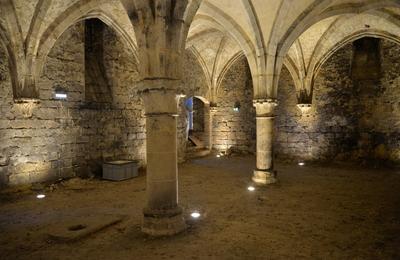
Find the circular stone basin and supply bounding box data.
[68,224,87,231]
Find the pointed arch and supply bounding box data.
[188,46,213,90]
[267,0,400,98]
[34,0,138,83]
[215,51,245,97]
[0,22,19,98]
[0,0,26,99]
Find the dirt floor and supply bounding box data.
[1,155,400,260]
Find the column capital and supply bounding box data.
[130,1,200,80]
[210,106,218,114]
[253,99,278,117]
[137,78,182,93]
[297,103,312,113]
[139,80,182,116]
[14,74,39,101]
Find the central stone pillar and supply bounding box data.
[253,99,278,185]
[128,0,201,236]
[140,80,186,236]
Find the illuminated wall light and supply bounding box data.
[36,194,46,199]
[55,93,67,100]
[247,186,255,191]
[298,162,305,166]
[233,101,241,112]
[191,212,201,218]
[54,86,68,100]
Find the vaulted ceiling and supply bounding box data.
[1,0,400,102]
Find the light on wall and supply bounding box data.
[233,101,241,112]
[54,86,67,100]
[55,93,67,99]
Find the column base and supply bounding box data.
[252,169,277,185]
[142,206,186,237]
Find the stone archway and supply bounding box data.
[187,96,212,148]
[181,96,214,159]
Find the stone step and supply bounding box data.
[188,134,205,148]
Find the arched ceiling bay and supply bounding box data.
[285,9,400,102]
[186,27,243,102]
[2,0,400,101]
[197,0,400,98]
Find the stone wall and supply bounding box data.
[181,51,210,98]
[178,52,256,159]
[1,21,256,185]
[176,51,209,161]
[0,35,15,185]
[355,39,400,163]
[85,23,146,173]
[0,22,87,185]
[192,97,205,132]
[213,56,255,153]
[276,44,355,161]
[276,39,400,165]
[0,22,145,186]
[84,19,113,103]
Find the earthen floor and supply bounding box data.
[1,155,400,259]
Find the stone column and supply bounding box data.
[253,99,278,185]
[140,80,185,236]
[210,106,218,150]
[129,0,201,236]
[203,104,217,150]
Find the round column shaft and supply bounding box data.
[253,99,278,185]
[140,83,186,236]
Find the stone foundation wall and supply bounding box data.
[276,39,400,165]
